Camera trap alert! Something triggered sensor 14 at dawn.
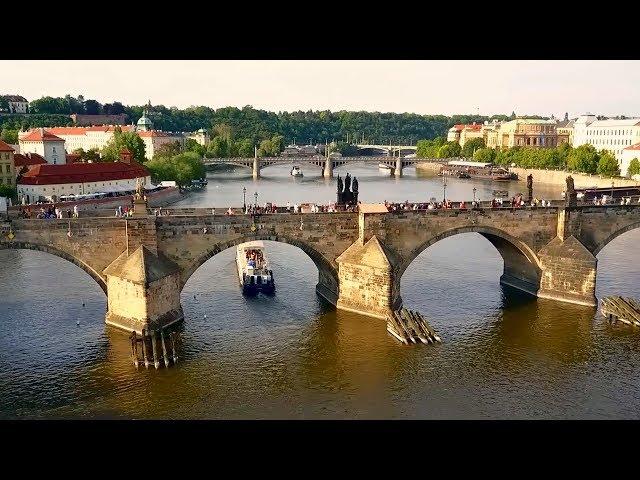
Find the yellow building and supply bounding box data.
[494,118,559,149]
[459,123,483,147]
[0,140,17,188]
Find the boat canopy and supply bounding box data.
[447,160,493,168]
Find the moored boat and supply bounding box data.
[378,163,392,171]
[236,241,275,296]
[439,161,517,181]
[290,166,303,177]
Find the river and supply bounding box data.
[1,163,639,419]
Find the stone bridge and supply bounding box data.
[202,156,427,178]
[2,203,639,334]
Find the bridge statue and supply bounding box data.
[527,174,533,202]
[565,175,577,207]
[336,172,359,205]
[132,177,148,216]
[135,177,145,201]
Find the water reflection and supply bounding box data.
[1,166,639,418]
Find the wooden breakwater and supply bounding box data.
[130,328,181,369]
[386,307,442,345]
[601,296,640,326]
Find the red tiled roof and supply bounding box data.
[0,139,15,152]
[18,161,149,186]
[66,153,82,163]
[21,129,65,142]
[47,125,135,136]
[624,143,640,151]
[14,153,47,167]
[463,123,482,131]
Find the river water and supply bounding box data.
[1,164,639,419]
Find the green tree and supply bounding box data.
[208,136,230,157]
[236,139,255,157]
[1,128,18,144]
[0,97,9,112]
[185,138,207,157]
[101,130,146,162]
[72,147,101,162]
[567,144,599,174]
[145,152,205,187]
[461,138,486,157]
[596,152,620,176]
[153,141,182,159]
[0,184,17,201]
[83,99,102,115]
[437,141,462,158]
[258,138,274,157]
[627,158,640,177]
[473,148,496,163]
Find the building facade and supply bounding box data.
[22,110,187,160]
[1,95,28,113]
[572,115,640,165]
[18,129,66,165]
[187,128,210,146]
[621,144,640,177]
[0,140,17,187]
[458,123,483,147]
[492,118,559,149]
[17,154,151,204]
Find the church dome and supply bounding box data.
[136,109,153,131]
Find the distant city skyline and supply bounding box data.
[2,60,640,118]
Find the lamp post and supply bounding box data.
[254,191,258,208]
[611,181,614,204]
[442,176,447,203]
[243,187,246,211]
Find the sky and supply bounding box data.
[2,60,639,118]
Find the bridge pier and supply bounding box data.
[394,158,403,177]
[335,236,401,319]
[252,157,260,179]
[103,245,184,334]
[323,158,333,178]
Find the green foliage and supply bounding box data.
[473,148,496,163]
[335,142,359,156]
[72,147,101,163]
[627,158,640,177]
[0,184,17,200]
[567,144,599,174]
[437,141,462,158]
[101,129,146,162]
[596,152,620,176]
[145,152,205,187]
[207,136,231,157]
[257,135,285,157]
[236,139,255,158]
[153,141,183,160]
[1,128,18,144]
[416,137,446,157]
[185,138,207,157]
[0,97,10,112]
[461,138,486,157]
[0,114,73,131]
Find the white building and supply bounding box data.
[572,115,640,166]
[18,128,66,165]
[17,152,151,204]
[22,110,186,160]
[621,144,640,177]
[1,95,29,113]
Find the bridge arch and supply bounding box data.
[397,225,542,296]
[592,221,640,257]
[180,234,340,303]
[0,242,107,293]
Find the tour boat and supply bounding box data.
[236,241,275,296]
[290,166,303,177]
[438,161,517,181]
[378,163,392,171]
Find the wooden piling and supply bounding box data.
[131,331,139,368]
[141,328,149,368]
[386,307,442,345]
[151,331,160,369]
[161,330,170,368]
[171,331,178,363]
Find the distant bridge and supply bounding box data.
[202,155,435,178]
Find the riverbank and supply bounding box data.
[508,167,640,188]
